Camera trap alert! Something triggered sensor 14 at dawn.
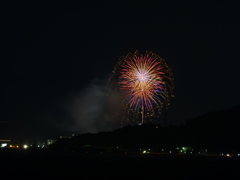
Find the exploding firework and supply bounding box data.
[109,50,174,124]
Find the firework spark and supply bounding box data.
[109,51,174,124]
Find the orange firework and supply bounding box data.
[109,50,174,124]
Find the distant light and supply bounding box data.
[1,143,7,148]
[190,152,192,154]
[9,145,13,148]
[170,151,172,153]
[227,154,230,157]
[16,145,19,148]
[180,150,182,152]
[148,149,150,151]
[156,126,158,128]
[143,150,146,154]
[162,149,164,151]
[23,145,28,149]
[238,154,240,156]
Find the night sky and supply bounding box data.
[1,1,240,143]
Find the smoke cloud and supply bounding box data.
[66,78,123,134]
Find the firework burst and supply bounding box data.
[109,51,174,124]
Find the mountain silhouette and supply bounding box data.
[50,105,240,154]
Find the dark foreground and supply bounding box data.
[1,151,239,179]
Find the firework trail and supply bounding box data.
[109,51,174,124]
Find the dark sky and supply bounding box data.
[1,1,240,143]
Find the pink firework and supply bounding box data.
[109,51,174,124]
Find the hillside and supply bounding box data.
[50,106,240,153]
